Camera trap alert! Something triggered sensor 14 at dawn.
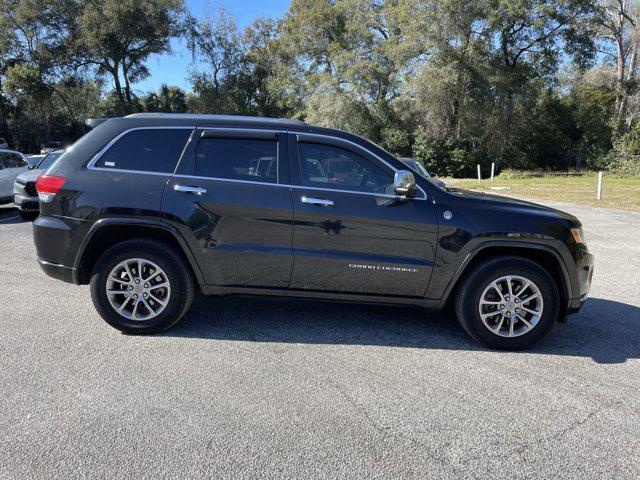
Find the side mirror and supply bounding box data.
[428,171,437,177]
[394,170,416,196]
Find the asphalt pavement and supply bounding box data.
[0,200,638,479]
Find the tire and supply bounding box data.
[19,211,38,221]
[90,239,194,334]
[454,255,559,350]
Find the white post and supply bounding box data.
[490,162,495,181]
[597,171,603,200]
[477,164,482,182]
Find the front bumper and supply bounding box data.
[567,251,594,315]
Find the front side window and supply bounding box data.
[0,152,27,168]
[194,138,278,183]
[95,128,191,173]
[298,143,392,194]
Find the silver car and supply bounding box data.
[13,149,65,220]
[0,149,30,205]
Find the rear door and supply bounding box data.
[289,134,439,297]
[162,128,294,288]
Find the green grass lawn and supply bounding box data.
[442,173,640,211]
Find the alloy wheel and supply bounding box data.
[478,275,544,337]
[105,258,171,321]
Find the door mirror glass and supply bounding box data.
[394,170,416,196]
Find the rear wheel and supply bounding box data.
[454,256,559,350]
[90,239,194,334]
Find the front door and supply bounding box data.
[162,128,294,288]
[289,135,439,297]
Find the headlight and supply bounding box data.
[570,227,586,244]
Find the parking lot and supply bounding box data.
[1,200,638,479]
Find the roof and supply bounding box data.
[124,113,307,127]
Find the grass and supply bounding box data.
[442,172,640,211]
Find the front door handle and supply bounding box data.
[301,196,334,207]
[174,185,207,195]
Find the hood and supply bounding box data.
[15,169,43,184]
[446,187,581,225]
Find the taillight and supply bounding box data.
[36,175,66,202]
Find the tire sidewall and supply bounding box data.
[90,244,188,334]
[459,260,559,350]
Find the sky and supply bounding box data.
[135,0,291,94]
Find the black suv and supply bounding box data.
[33,114,594,349]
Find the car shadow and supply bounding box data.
[0,205,27,224]
[162,294,639,364]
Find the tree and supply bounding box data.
[77,0,186,114]
[142,84,188,113]
[591,0,640,131]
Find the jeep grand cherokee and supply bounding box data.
[33,114,594,349]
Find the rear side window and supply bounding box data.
[194,138,278,183]
[94,128,191,173]
[0,152,27,168]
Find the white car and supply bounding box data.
[0,149,30,204]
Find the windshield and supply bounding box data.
[37,151,64,170]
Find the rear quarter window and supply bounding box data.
[94,128,191,173]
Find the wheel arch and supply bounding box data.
[441,242,574,319]
[73,219,206,288]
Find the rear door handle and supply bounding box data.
[301,196,334,207]
[174,185,207,195]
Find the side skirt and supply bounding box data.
[199,285,442,311]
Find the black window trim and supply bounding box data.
[87,126,195,176]
[86,126,428,201]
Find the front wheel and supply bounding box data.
[90,239,194,334]
[454,256,560,350]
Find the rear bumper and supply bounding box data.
[37,258,76,284]
[13,193,39,212]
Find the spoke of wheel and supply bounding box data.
[142,268,157,283]
[149,292,167,306]
[481,299,502,305]
[515,314,533,330]
[506,276,514,297]
[118,296,132,313]
[481,310,500,319]
[137,259,143,280]
[132,299,141,320]
[520,292,541,304]
[492,315,506,334]
[110,276,129,285]
[122,261,134,282]
[150,282,169,291]
[516,280,530,297]
[508,316,515,336]
[520,306,540,316]
[491,282,504,301]
[107,289,129,296]
[141,297,154,315]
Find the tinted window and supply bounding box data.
[95,129,191,173]
[0,152,27,168]
[194,138,278,183]
[37,151,64,170]
[298,143,392,194]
